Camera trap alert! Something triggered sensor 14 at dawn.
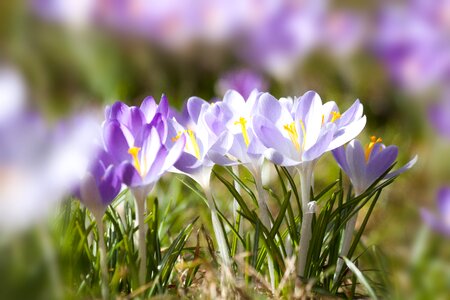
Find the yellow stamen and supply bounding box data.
[330,111,341,123]
[171,131,183,142]
[187,129,201,160]
[321,114,325,125]
[365,136,383,161]
[300,120,307,149]
[128,147,142,175]
[234,117,250,147]
[283,122,301,152]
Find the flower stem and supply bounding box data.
[94,213,109,300]
[232,165,243,241]
[204,186,232,270]
[297,164,315,278]
[334,212,358,284]
[135,194,147,286]
[254,170,276,291]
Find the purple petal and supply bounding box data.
[156,94,169,118]
[437,187,450,217]
[346,140,367,192]
[187,96,208,123]
[332,145,351,176]
[252,115,298,161]
[365,145,398,186]
[302,124,336,161]
[263,148,301,166]
[140,96,157,122]
[145,147,168,184]
[328,116,367,150]
[295,90,322,122]
[421,208,450,237]
[103,120,133,163]
[98,165,122,205]
[256,93,283,123]
[337,99,363,127]
[385,155,418,179]
[118,162,142,187]
[128,106,145,135]
[162,134,186,170]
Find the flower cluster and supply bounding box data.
[76,88,416,287]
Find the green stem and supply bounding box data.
[297,164,315,278]
[254,170,276,291]
[94,213,109,300]
[204,186,232,270]
[134,193,147,286]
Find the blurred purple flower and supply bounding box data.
[217,69,267,99]
[428,92,450,138]
[77,149,122,215]
[374,0,450,92]
[332,137,417,195]
[421,187,450,237]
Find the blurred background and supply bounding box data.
[0,0,449,298]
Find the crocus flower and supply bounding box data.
[332,136,417,282]
[168,96,235,270]
[77,149,122,216]
[252,91,366,169]
[102,96,185,285]
[252,90,366,277]
[217,70,268,99]
[169,96,233,188]
[332,137,417,196]
[373,0,450,92]
[421,187,450,237]
[0,68,98,233]
[428,92,450,139]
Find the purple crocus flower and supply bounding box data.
[373,0,450,92]
[252,91,366,167]
[78,149,122,216]
[252,90,366,277]
[428,92,450,139]
[217,70,268,99]
[102,96,185,284]
[421,187,450,237]
[103,98,185,197]
[332,137,417,196]
[332,137,417,282]
[169,96,234,188]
